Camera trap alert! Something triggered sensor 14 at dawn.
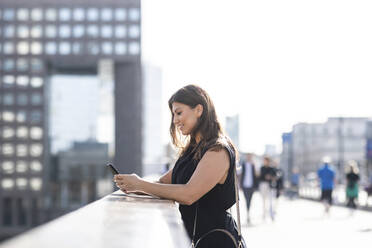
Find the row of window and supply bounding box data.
[1,75,43,88]
[1,160,42,174]
[1,143,43,157]
[1,110,43,124]
[1,8,140,22]
[1,58,43,73]
[1,93,43,106]
[1,126,43,140]
[1,24,139,39]
[1,177,42,191]
[0,41,139,56]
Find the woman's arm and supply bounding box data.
[157,168,173,184]
[114,149,230,205]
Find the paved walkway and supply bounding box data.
[237,193,372,248]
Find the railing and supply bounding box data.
[0,190,190,248]
[299,185,372,210]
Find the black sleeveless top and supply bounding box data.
[172,141,245,248]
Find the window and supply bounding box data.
[46,9,57,21]
[2,179,14,190]
[17,127,28,139]
[3,9,15,21]
[3,111,15,122]
[87,8,98,21]
[129,25,140,38]
[60,25,71,38]
[17,144,28,157]
[101,8,113,21]
[30,111,42,124]
[3,59,15,71]
[2,161,15,174]
[102,42,113,54]
[30,161,42,172]
[101,25,112,38]
[115,42,127,54]
[4,42,14,54]
[72,42,82,54]
[16,162,28,173]
[31,59,43,72]
[31,93,42,105]
[3,127,15,139]
[87,25,98,38]
[115,9,126,21]
[3,94,14,105]
[4,25,15,37]
[46,25,57,37]
[129,8,140,21]
[30,127,43,140]
[87,42,99,55]
[73,8,84,21]
[17,94,28,106]
[3,75,15,87]
[17,8,29,21]
[17,25,29,38]
[129,42,140,55]
[3,143,14,156]
[59,8,71,21]
[45,42,57,54]
[59,42,71,55]
[17,76,29,88]
[17,111,27,123]
[31,42,42,55]
[16,178,28,190]
[115,26,126,38]
[31,8,43,21]
[31,25,42,38]
[17,41,29,55]
[31,77,43,87]
[17,59,28,71]
[73,25,84,38]
[30,144,43,156]
[30,178,42,191]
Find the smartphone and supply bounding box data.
[107,163,120,175]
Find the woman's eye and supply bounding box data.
[176,112,182,116]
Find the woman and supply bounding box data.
[114,85,245,247]
[345,160,360,210]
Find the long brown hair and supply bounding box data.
[168,84,237,159]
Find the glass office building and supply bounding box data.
[0,0,142,240]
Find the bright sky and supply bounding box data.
[142,0,372,155]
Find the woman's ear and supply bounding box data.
[196,104,203,117]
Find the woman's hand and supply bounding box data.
[114,174,143,193]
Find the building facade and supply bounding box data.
[0,0,141,239]
[282,117,368,181]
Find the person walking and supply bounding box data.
[113,85,246,248]
[258,156,277,221]
[240,153,258,224]
[317,156,336,216]
[345,160,360,212]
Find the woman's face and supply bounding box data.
[172,102,202,136]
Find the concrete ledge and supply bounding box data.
[0,191,190,248]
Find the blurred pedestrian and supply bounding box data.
[345,160,360,212]
[258,156,277,221]
[317,156,336,215]
[240,153,258,224]
[289,167,300,199]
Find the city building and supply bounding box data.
[225,114,240,150]
[282,117,369,181]
[0,0,141,240]
[142,64,164,176]
[48,141,110,219]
